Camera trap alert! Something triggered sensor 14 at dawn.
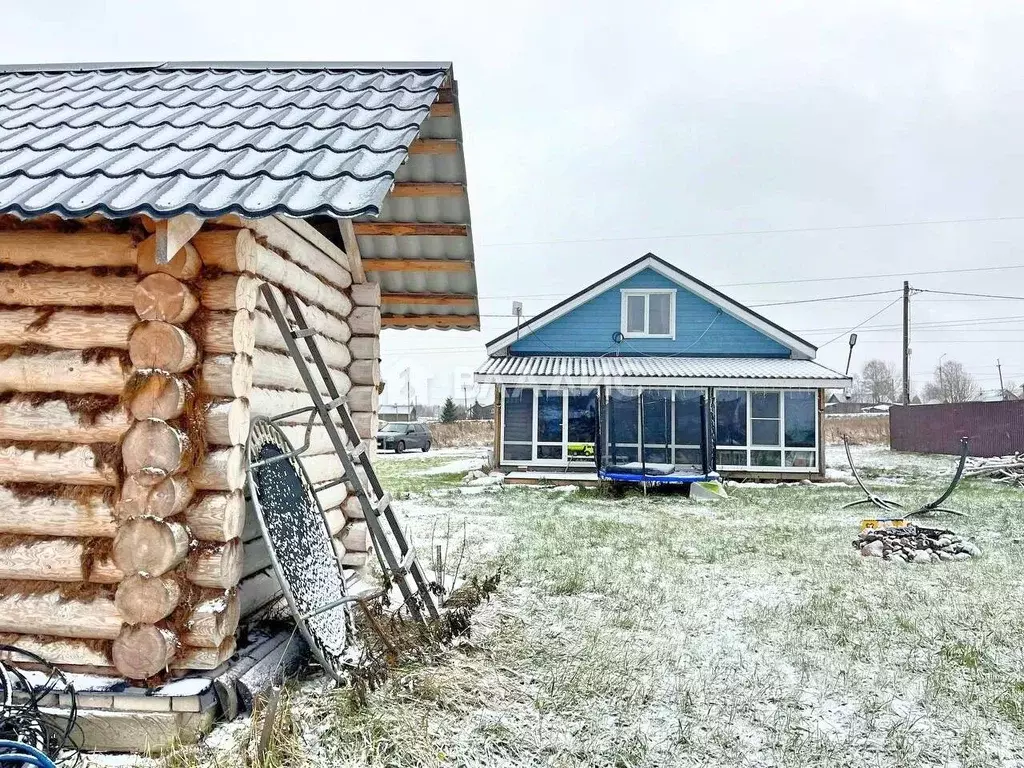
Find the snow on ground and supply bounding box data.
[376,446,486,463]
[156,445,1024,768]
[415,452,489,476]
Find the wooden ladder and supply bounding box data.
[260,284,439,624]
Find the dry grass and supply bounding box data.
[430,420,493,449]
[824,413,890,445]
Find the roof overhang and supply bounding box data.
[356,71,478,332]
[474,355,851,390]
[485,254,816,359]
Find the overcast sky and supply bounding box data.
[6,1,1024,404]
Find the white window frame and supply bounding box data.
[620,289,676,339]
[714,388,819,472]
[499,386,599,467]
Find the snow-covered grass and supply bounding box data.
[158,446,1024,767]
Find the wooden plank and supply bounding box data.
[381,293,475,307]
[389,183,465,198]
[362,258,473,273]
[408,138,459,155]
[154,215,202,265]
[352,222,467,237]
[337,218,365,284]
[430,102,455,117]
[383,315,479,329]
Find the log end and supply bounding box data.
[112,624,177,679]
[115,574,182,624]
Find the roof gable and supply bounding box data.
[0,62,453,219]
[486,254,816,359]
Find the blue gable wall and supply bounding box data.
[509,268,792,357]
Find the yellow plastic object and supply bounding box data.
[690,480,728,500]
[567,442,595,458]
[860,518,908,531]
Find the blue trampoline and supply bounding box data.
[596,385,719,486]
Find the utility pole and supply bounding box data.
[462,384,469,413]
[997,359,1005,399]
[902,281,911,405]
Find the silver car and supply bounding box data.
[376,422,431,453]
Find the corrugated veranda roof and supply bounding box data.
[475,355,851,388]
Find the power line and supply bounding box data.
[917,288,1024,302]
[748,289,900,308]
[796,313,1024,334]
[818,297,903,348]
[477,214,1024,249]
[476,262,1024,300]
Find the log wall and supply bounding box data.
[0,213,379,678]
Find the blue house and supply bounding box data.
[475,254,851,480]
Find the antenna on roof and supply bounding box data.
[512,301,523,340]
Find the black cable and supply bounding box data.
[0,646,81,767]
[818,297,903,348]
[749,289,901,308]
[478,214,1024,249]
[917,288,1024,302]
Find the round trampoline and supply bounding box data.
[245,416,354,681]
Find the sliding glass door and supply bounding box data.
[501,386,597,465]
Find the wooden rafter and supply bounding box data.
[383,315,479,329]
[362,258,473,273]
[408,139,459,155]
[381,293,476,307]
[155,214,202,264]
[389,183,465,198]
[429,102,456,118]
[336,219,365,283]
[352,222,467,237]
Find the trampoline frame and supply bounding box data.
[245,414,355,682]
[596,385,719,485]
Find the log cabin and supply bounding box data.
[476,254,851,484]
[0,61,478,685]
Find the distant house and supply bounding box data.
[475,254,850,479]
[379,404,418,423]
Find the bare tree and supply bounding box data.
[921,359,980,403]
[859,359,899,403]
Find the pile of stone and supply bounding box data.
[854,524,981,563]
[462,469,504,487]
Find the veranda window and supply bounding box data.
[500,386,597,464]
[501,387,533,462]
[714,389,818,470]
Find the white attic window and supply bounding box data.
[620,289,675,339]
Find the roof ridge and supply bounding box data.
[0,61,453,74]
[0,77,446,98]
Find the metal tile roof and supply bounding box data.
[475,356,851,388]
[0,62,450,219]
[0,61,480,331]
